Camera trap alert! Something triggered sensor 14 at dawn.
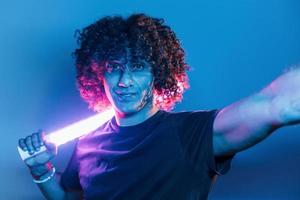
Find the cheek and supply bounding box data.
[103,76,117,96]
[138,76,154,94]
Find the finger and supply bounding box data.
[37,130,44,146]
[31,132,40,151]
[44,140,58,156]
[25,136,34,155]
[40,130,48,144]
[18,138,28,152]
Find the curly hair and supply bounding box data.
[74,13,190,112]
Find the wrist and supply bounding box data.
[33,166,56,184]
[29,162,54,179]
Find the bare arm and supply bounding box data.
[213,66,300,156]
[35,172,82,200]
[18,130,82,200]
[35,173,65,200]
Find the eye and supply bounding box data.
[131,63,145,71]
[106,62,122,72]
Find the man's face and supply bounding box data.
[102,52,154,115]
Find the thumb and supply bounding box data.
[40,131,58,156]
[44,140,58,156]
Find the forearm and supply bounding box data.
[214,66,300,156]
[35,174,66,200]
[29,163,69,200]
[262,66,300,126]
[33,170,82,200]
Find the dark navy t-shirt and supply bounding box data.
[60,109,235,200]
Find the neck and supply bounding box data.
[114,104,159,127]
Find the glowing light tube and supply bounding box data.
[17,108,115,161]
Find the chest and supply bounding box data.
[76,125,190,198]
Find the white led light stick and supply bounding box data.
[17,108,115,161]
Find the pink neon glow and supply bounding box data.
[45,108,115,146]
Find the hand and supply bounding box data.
[18,129,57,168]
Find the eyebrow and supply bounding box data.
[110,59,148,65]
[110,60,124,64]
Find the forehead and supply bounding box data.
[109,52,149,66]
[109,58,149,66]
[112,47,149,62]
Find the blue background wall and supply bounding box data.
[1,0,300,199]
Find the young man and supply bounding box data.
[18,13,300,200]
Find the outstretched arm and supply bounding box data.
[213,66,300,157]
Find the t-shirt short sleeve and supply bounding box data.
[59,140,82,192]
[178,109,235,176]
[206,109,235,175]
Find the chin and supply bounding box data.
[112,94,152,116]
[114,102,141,116]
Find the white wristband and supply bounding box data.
[33,167,56,184]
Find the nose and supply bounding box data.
[117,69,133,88]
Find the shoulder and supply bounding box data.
[78,117,114,142]
[161,109,220,137]
[164,109,220,123]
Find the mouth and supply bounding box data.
[119,93,134,97]
[115,92,137,101]
[116,92,136,96]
